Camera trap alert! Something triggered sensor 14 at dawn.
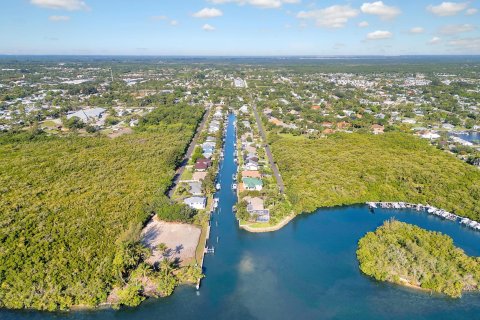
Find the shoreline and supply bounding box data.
[397,277,429,292]
[239,213,296,233]
[240,200,480,234]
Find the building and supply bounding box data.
[241,170,261,179]
[244,196,270,222]
[188,182,203,196]
[66,107,106,123]
[239,105,249,114]
[371,124,385,135]
[244,162,259,171]
[184,196,206,210]
[195,158,211,171]
[242,177,263,191]
[234,78,246,88]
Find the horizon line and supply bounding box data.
[1,54,480,58]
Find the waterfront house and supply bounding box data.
[202,141,216,149]
[244,196,270,222]
[202,145,215,154]
[184,196,207,210]
[242,177,263,191]
[244,162,259,171]
[241,170,262,179]
[195,158,211,171]
[245,155,259,163]
[188,182,203,196]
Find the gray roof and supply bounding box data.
[188,182,203,195]
[67,108,106,122]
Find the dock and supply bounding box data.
[367,201,480,231]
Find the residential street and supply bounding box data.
[167,106,212,198]
[252,104,285,194]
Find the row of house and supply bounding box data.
[184,106,224,210]
[236,107,270,222]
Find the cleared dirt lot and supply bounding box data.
[141,217,201,266]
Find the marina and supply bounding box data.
[367,202,480,231]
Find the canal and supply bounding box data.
[2,113,480,319]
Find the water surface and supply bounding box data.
[449,131,480,144]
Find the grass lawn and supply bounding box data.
[180,166,194,181]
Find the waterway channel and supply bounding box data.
[2,113,480,320]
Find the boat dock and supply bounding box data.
[366,201,480,231]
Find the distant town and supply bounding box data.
[1,58,479,168]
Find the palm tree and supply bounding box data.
[160,258,174,276]
[136,263,152,280]
[156,242,168,257]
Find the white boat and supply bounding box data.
[216,183,221,190]
[232,183,237,190]
[366,202,377,209]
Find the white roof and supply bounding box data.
[67,107,106,122]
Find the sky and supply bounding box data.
[0,0,479,55]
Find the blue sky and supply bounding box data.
[0,0,479,55]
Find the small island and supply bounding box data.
[356,220,480,298]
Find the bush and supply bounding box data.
[271,132,480,221]
[0,104,203,310]
[117,283,145,307]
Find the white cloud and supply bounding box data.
[409,27,424,34]
[30,0,89,11]
[427,2,469,16]
[439,24,475,34]
[466,8,478,15]
[366,30,393,40]
[448,37,480,51]
[358,21,369,27]
[202,24,216,31]
[428,36,442,44]
[193,8,223,18]
[297,5,359,29]
[151,15,179,26]
[361,1,401,20]
[208,0,300,9]
[48,15,70,21]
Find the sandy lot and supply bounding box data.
[141,217,201,266]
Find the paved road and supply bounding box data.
[252,104,285,194]
[167,106,212,198]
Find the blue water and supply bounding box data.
[2,113,480,320]
[449,132,480,143]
